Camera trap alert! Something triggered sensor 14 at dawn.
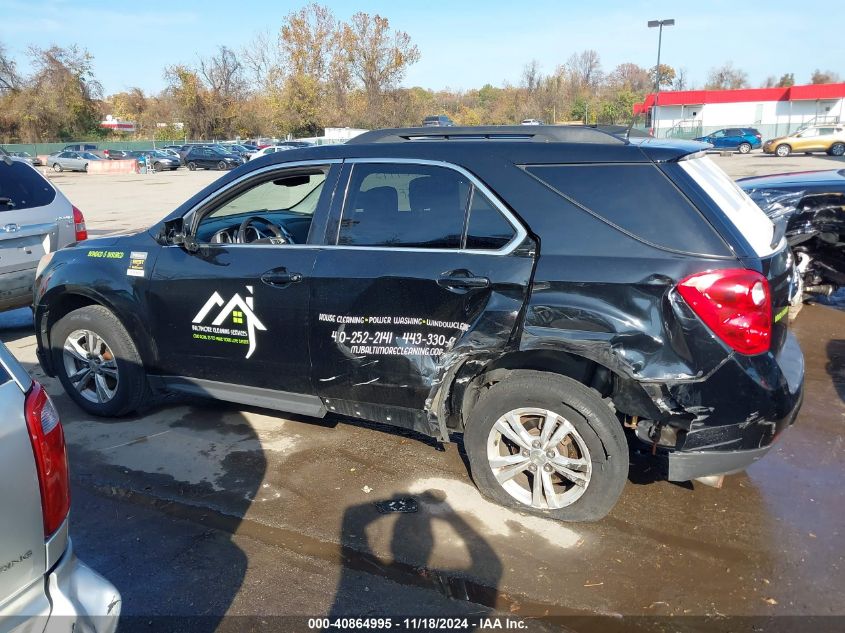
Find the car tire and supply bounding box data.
[775,144,791,157]
[188,161,197,171]
[52,163,63,172]
[217,160,227,170]
[153,161,162,172]
[51,305,149,417]
[830,143,845,157]
[82,163,88,172]
[738,142,752,154]
[463,371,628,522]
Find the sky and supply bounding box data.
[1,0,843,96]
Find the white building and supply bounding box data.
[633,83,845,139]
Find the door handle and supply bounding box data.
[437,272,490,290]
[261,270,303,286]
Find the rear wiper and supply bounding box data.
[0,196,15,207]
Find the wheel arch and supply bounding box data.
[444,348,666,433]
[39,288,158,375]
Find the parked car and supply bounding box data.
[520,119,545,125]
[693,127,762,153]
[183,146,245,170]
[127,150,181,171]
[33,125,803,522]
[739,168,845,311]
[0,157,86,311]
[8,151,42,166]
[0,342,121,631]
[763,124,845,157]
[162,145,184,155]
[47,151,102,173]
[248,145,297,161]
[422,115,455,127]
[101,149,133,160]
[62,143,99,153]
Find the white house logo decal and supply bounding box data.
[191,286,267,359]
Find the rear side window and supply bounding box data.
[465,190,516,249]
[525,163,728,254]
[0,161,56,211]
[338,163,469,248]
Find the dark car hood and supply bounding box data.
[738,169,845,188]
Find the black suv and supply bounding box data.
[32,126,804,521]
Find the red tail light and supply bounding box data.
[677,269,771,355]
[72,205,87,241]
[25,382,70,538]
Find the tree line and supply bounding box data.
[0,3,841,143]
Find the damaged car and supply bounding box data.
[32,126,804,522]
[739,169,845,313]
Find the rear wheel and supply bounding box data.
[153,161,162,172]
[738,142,752,154]
[187,161,197,171]
[52,163,63,172]
[51,306,149,417]
[775,144,791,157]
[830,143,845,157]
[464,371,628,522]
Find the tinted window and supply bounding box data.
[338,163,469,248]
[465,190,516,249]
[726,128,743,136]
[526,163,727,254]
[0,161,56,211]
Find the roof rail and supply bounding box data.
[347,125,632,145]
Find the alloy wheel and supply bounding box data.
[62,329,119,404]
[486,407,592,510]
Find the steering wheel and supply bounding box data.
[236,216,294,244]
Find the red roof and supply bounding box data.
[633,82,845,114]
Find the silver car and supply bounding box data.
[0,342,121,632]
[47,152,101,173]
[0,157,85,311]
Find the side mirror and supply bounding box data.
[160,218,199,252]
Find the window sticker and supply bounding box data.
[126,251,147,277]
[192,286,267,359]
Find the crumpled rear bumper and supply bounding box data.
[43,539,121,633]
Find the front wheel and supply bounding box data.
[738,142,752,154]
[217,160,227,170]
[830,143,845,157]
[464,371,628,522]
[187,161,197,171]
[775,144,791,157]
[51,305,149,417]
[52,163,63,172]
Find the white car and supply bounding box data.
[248,145,296,161]
[0,342,121,631]
[520,119,545,125]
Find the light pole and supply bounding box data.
[648,18,674,137]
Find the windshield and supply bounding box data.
[81,152,100,159]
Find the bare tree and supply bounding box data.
[200,46,247,101]
[521,60,542,94]
[240,29,279,87]
[705,62,749,90]
[673,67,689,91]
[810,69,840,84]
[566,50,603,91]
[0,42,21,93]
